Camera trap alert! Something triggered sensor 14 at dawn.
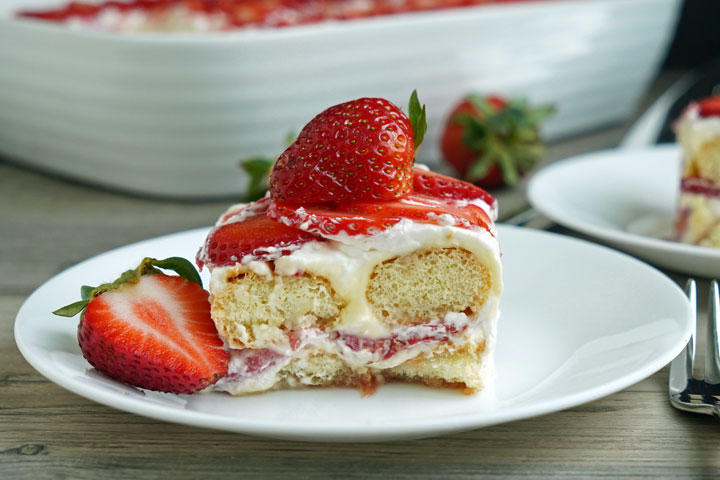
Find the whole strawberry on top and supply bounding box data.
[269,91,426,204]
[54,257,229,394]
[441,94,554,189]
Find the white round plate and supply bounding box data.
[15,226,691,442]
[528,145,720,278]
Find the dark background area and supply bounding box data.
[650,0,720,142]
[662,0,720,68]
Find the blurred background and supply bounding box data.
[0,0,718,203]
[663,0,720,69]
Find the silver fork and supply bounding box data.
[668,279,720,417]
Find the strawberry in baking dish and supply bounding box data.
[19,0,532,32]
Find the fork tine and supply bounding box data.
[705,280,720,384]
[669,279,697,394]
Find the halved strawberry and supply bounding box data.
[199,212,317,268]
[268,93,426,204]
[268,193,492,238]
[53,257,228,394]
[412,166,497,217]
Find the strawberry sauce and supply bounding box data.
[18,0,529,31]
[224,321,469,382]
[328,323,466,360]
[681,177,720,198]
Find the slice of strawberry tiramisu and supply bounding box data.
[675,95,720,248]
[197,94,502,395]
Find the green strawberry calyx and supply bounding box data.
[239,131,297,202]
[241,156,276,202]
[52,256,202,318]
[456,95,555,186]
[408,89,427,152]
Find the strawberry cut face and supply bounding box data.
[268,193,493,239]
[269,97,415,204]
[78,274,228,394]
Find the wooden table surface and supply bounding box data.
[2,72,720,479]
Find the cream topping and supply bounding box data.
[676,104,720,159]
[209,218,501,338]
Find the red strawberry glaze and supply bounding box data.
[328,322,466,361]
[412,166,497,217]
[197,198,319,269]
[268,193,494,239]
[681,177,720,198]
[199,167,496,270]
[19,0,533,30]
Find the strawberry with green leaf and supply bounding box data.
[54,257,229,394]
[441,94,554,189]
[268,91,426,204]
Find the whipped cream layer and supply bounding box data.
[676,105,720,162]
[212,301,498,394]
[209,217,502,339]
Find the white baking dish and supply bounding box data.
[0,0,681,198]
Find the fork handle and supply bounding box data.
[705,281,720,384]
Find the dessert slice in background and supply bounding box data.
[674,96,720,248]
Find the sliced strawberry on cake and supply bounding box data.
[198,198,319,269]
[198,92,502,395]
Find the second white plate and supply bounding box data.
[528,145,720,278]
[15,225,691,441]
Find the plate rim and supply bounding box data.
[528,145,720,259]
[14,225,692,441]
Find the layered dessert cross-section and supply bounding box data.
[196,95,502,395]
